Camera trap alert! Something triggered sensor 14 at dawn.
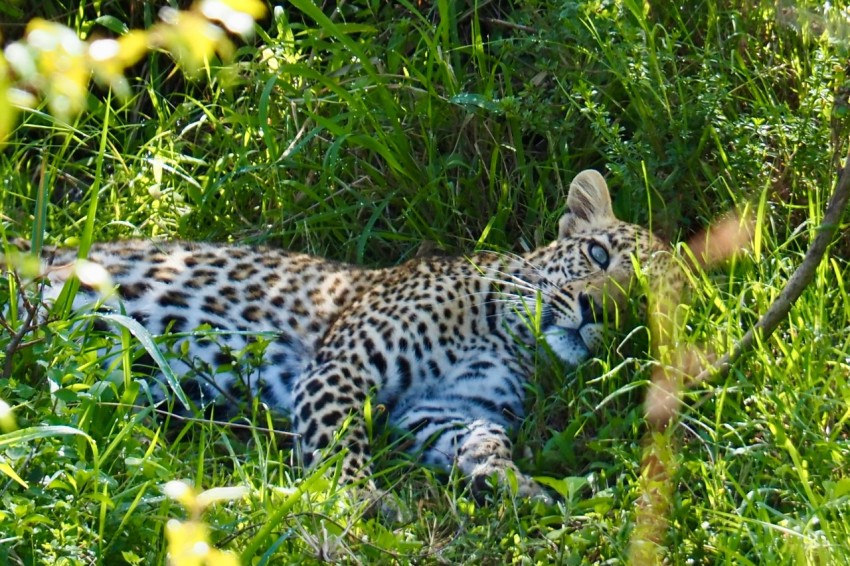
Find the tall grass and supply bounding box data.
[0,0,848,563]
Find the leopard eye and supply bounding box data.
[588,242,610,268]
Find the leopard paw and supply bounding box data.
[468,458,553,504]
[347,486,410,523]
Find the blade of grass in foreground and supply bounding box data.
[93,313,191,410]
[51,93,113,319]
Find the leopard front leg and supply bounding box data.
[291,359,375,487]
[292,360,408,520]
[394,402,551,503]
[456,420,550,502]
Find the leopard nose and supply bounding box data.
[578,293,597,325]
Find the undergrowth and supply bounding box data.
[1,0,849,564]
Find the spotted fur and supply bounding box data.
[33,170,671,500]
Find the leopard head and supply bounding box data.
[528,170,679,365]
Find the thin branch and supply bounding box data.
[3,273,41,380]
[695,150,850,383]
[480,18,537,34]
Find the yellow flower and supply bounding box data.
[0,53,17,142]
[151,9,231,76]
[198,0,267,37]
[22,19,89,120]
[87,31,148,99]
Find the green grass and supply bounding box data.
[2,0,850,563]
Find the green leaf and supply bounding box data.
[0,425,98,458]
[534,475,588,501]
[90,313,190,410]
[94,15,130,35]
[0,457,28,488]
[52,388,80,403]
[0,2,23,18]
[121,550,143,565]
[449,93,502,113]
[829,478,850,500]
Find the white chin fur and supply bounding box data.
[578,325,604,353]
[543,327,591,365]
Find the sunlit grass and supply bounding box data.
[0,0,849,563]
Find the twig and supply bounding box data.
[695,150,850,383]
[630,153,850,564]
[480,18,537,34]
[3,273,41,380]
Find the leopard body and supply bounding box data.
[35,170,670,498]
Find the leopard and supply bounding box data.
[26,169,675,504]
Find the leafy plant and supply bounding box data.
[1,0,849,563]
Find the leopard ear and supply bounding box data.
[558,169,616,238]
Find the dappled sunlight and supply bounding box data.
[1,0,849,563]
[630,211,755,564]
[684,213,756,272]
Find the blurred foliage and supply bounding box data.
[0,0,265,132]
[0,0,849,564]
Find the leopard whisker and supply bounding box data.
[477,276,541,296]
